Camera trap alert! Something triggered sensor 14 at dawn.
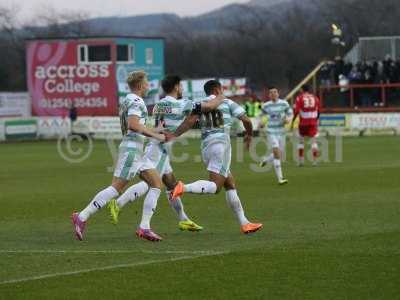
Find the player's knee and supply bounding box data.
[150,181,162,190]
[273,148,280,159]
[166,181,177,191]
[112,185,123,195]
[224,177,236,190]
[162,178,177,190]
[111,178,127,194]
[148,177,162,189]
[213,181,225,194]
[224,182,235,190]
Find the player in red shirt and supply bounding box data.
[291,85,321,166]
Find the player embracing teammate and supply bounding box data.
[167,80,263,234]
[71,75,262,242]
[107,75,225,235]
[291,85,321,166]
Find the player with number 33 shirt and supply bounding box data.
[292,85,321,166]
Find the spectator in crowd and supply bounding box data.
[383,54,393,82]
[333,56,345,84]
[319,62,333,87]
[339,74,349,92]
[319,55,400,108]
[348,66,362,83]
[360,63,375,107]
[321,55,400,85]
[375,60,385,83]
[396,59,400,80]
[69,103,78,134]
[343,61,353,78]
[388,61,399,83]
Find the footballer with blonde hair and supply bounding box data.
[72,70,166,242]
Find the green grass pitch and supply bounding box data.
[0,136,399,299]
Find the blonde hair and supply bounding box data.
[126,70,147,90]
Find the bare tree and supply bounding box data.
[0,4,93,91]
[0,5,26,90]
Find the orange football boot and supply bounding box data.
[241,223,263,234]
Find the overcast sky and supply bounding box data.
[1,0,250,20]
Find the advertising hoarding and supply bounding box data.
[27,40,117,117]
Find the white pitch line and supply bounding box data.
[0,249,221,255]
[0,251,228,285]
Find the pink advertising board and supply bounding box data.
[27,40,117,116]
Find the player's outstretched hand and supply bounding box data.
[244,134,252,151]
[164,131,177,142]
[154,133,166,142]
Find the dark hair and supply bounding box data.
[161,75,181,94]
[204,80,221,96]
[268,86,278,91]
[301,84,310,92]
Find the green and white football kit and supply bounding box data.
[145,95,193,175]
[196,95,246,178]
[113,93,154,180]
[259,98,292,184]
[260,99,293,151]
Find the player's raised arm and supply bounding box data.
[168,114,199,140]
[128,115,165,142]
[199,94,225,112]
